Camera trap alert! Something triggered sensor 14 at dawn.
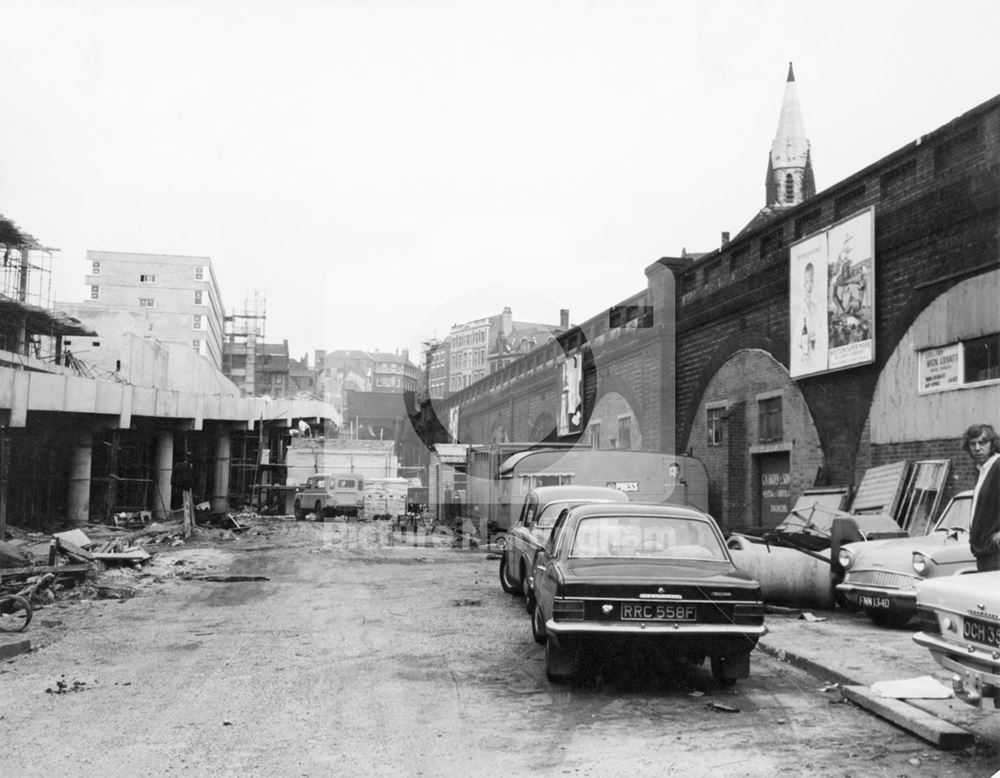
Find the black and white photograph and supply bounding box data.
[1,1,1000,776]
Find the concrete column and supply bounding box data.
[645,257,686,454]
[211,430,231,513]
[153,431,174,520]
[66,428,93,527]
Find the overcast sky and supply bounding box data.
[2,1,998,363]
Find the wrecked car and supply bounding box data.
[529,503,766,685]
[913,570,1000,707]
[835,491,974,626]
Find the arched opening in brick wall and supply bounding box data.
[586,391,643,451]
[867,269,1000,506]
[684,348,822,533]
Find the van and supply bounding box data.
[293,473,365,520]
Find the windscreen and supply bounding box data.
[569,515,726,561]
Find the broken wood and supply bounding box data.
[55,537,94,563]
[0,563,90,581]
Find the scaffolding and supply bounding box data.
[223,290,267,396]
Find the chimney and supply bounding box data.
[502,306,512,335]
[721,231,730,247]
[559,309,569,329]
[402,348,409,363]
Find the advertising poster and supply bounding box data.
[558,353,583,436]
[789,231,829,378]
[789,207,875,379]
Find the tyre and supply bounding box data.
[544,638,577,683]
[314,501,323,522]
[0,594,32,632]
[294,501,305,521]
[525,587,536,616]
[531,601,547,645]
[499,554,519,595]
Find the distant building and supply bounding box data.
[82,250,226,368]
[254,340,317,399]
[372,349,421,394]
[423,338,449,400]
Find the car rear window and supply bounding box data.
[569,516,726,561]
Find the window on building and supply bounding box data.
[964,333,1000,383]
[192,340,201,351]
[90,285,99,299]
[194,266,204,280]
[707,407,726,446]
[192,314,202,330]
[91,260,101,275]
[617,416,632,450]
[194,290,203,305]
[140,274,155,283]
[139,298,155,307]
[784,173,795,203]
[590,423,601,450]
[758,396,783,443]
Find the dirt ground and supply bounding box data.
[1,517,997,777]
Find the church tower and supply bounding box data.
[765,62,815,209]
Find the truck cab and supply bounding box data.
[293,474,365,520]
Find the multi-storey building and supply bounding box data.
[372,349,421,394]
[423,339,449,400]
[82,251,225,368]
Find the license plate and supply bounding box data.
[858,594,891,610]
[963,616,1000,649]
[621,603,697,621]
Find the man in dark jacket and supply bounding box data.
[964,423,1000,572]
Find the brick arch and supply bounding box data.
[529,412,557,443]
[679,330,786,452]
[591,372,645,441]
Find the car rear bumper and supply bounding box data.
[835,583,916,610]
[913,630,1000,706]
[546,620,766,639]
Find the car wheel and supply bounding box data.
[544,638,577,683]
[710,657,739,688]
[314,501,324,522]
[531,601,547,645]
[294,501,305,521]
[499,554,519,595]
[525,587,536,616]
[869,609,912,628]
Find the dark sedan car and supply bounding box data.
[530,503,767,685]
[499,485,630,598]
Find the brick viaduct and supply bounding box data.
[427,93,1000,532]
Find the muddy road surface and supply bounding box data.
[0,519,993,777]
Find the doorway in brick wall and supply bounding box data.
[756,451,791,530]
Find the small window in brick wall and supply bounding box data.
[707,407,726,446]
[617,417,632,450]
[964,333,1000,383]
[590,423,601,450]
[758,397,783,443]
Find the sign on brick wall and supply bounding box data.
[789,207,875,379]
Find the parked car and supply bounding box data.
[499,485,630,597]
[529,502,766,685]
[835,491,974,626]
[293,473,365,520]
[913,571,1000,707]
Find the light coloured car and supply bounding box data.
[835,491,974,626]
[913,571,1000,707]
[499,485,629,598]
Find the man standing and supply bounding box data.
[964,423,1000,572]
[172,452,196,538]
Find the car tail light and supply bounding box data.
[915,607,941,635]
[552,598,585,621]
[733,603,765,625]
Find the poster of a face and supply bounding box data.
[789,231,828,378]
[558,353,583,436]
[789,207,875,379]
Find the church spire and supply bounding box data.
[765,61,815,209]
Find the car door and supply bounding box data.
[533,512,569,619]
[507,494,537,579]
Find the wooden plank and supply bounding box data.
[841,685,974,750]
[0,563,90,580]
[851,461,910,517]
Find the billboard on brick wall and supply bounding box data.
[789,207,875,379]
[558,353,583,436]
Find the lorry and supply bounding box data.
[359,477,410,521]
[293,473,365,520]
[463,444,710,538]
